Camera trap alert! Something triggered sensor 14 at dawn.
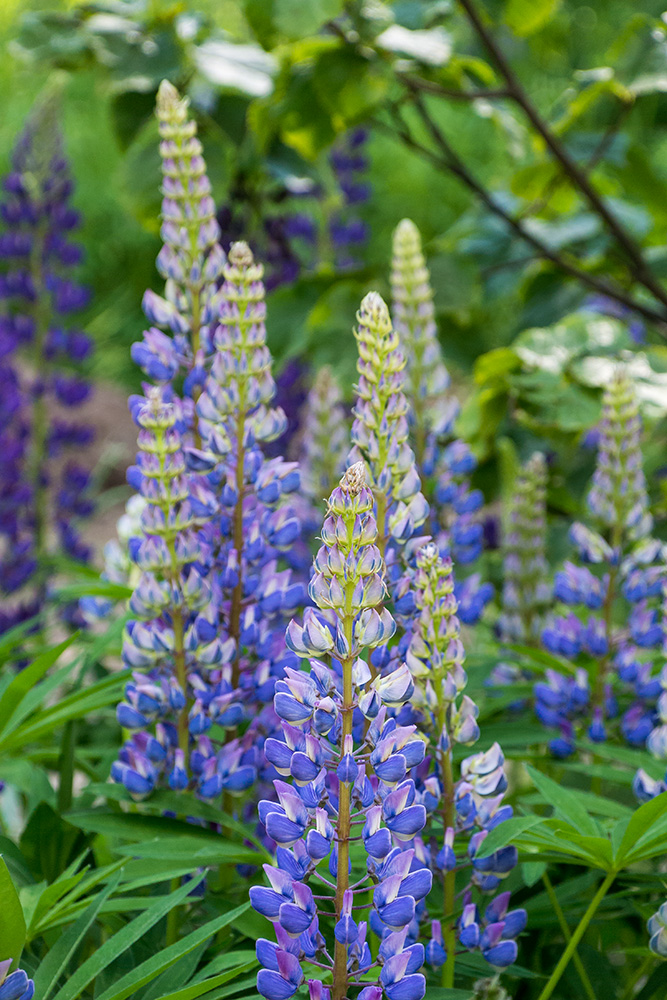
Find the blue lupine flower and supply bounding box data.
[252,463,428,1000]
[0,91,94,634]
[0,961,34,1000]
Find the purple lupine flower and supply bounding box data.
[537,372,666,755]
[397,542,520,983]
[194,240,306,761]
[252,463,428,1000]
[0,960,34,1000]
[0,92,94,634]
[647,901,667,957]
[131,80,225,432]
[390,220,492,626]
[111,389,253,800]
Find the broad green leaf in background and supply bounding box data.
[505,0,563,38]
[0,856,27,966]
[273,0,343,38]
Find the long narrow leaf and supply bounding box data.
[33,872,123,1000]
[51,873,205,1000]
[95,902,251,1000]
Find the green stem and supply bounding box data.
[621,953,656,1000]
[438,700,456,988]
[165,876,181,946]
[542,871,596,1000]
[536,871,615,1000]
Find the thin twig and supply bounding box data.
[376,100,667,329]
[455,0,667,311]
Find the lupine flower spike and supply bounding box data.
[298,365,349,524]
[349,290,428,559]
[111,388,251,800]
[253,463,430,1000]
[390,219,492,627]
[0,90,94,634]
[403,543,523,986]
[537,371,665,758]
[132,79,225,445]
[648,901,667,958]
[390,219,455,467]
[499,453,550,646]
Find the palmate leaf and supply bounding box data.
[51,873,205,1000]
[525,764,599,835]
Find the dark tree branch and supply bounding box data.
[395,73,511,101]
[375,101,667,330]
[454,0,667,312]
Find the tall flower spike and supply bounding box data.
[499,453,551,646]
[111,389,251,801]
[253,463,429,1000]
[536,371,665,757]
[0,90,94,635]
[349,291,428,557]
[390,219,457,465]
[132,80,224,445]
[299,365,349,509]
[402,542,521,986]
[389,219,491,627]
[587,371,651,541]
[196,240,304,738]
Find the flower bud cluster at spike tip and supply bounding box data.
[0,91,95,635]
[535,373,666,759]
[349,290,429,551]
[587,371,652,540]
[131,80,224,403]
[111,388,256,801]
[390,219,457,449]
[299,365,349,511]
[0,960,34,1000]
[387,219,492,627]
[498,452,551,646]
[252,464,431,1000]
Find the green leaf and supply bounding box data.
[0,634,78,736]
[526,765,599,836]
[522,861,547,886]
[505,0,562,38]
[0,857,26,966]
[476,815,543,855]
[112,836,261,866]
[274,0,343,37]
[419,991,474,1000]
[51,873,205,1000]
[154,971,258,1000]
[33,872,123,1000]
[613,791,667,867]
[94,903,251,1000]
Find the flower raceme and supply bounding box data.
[0,90,94,634]
[399,543,523,983]
[132,79,224,444]
[389,220,491,627]
[252,463,430,1000]
[535,371,666,757]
